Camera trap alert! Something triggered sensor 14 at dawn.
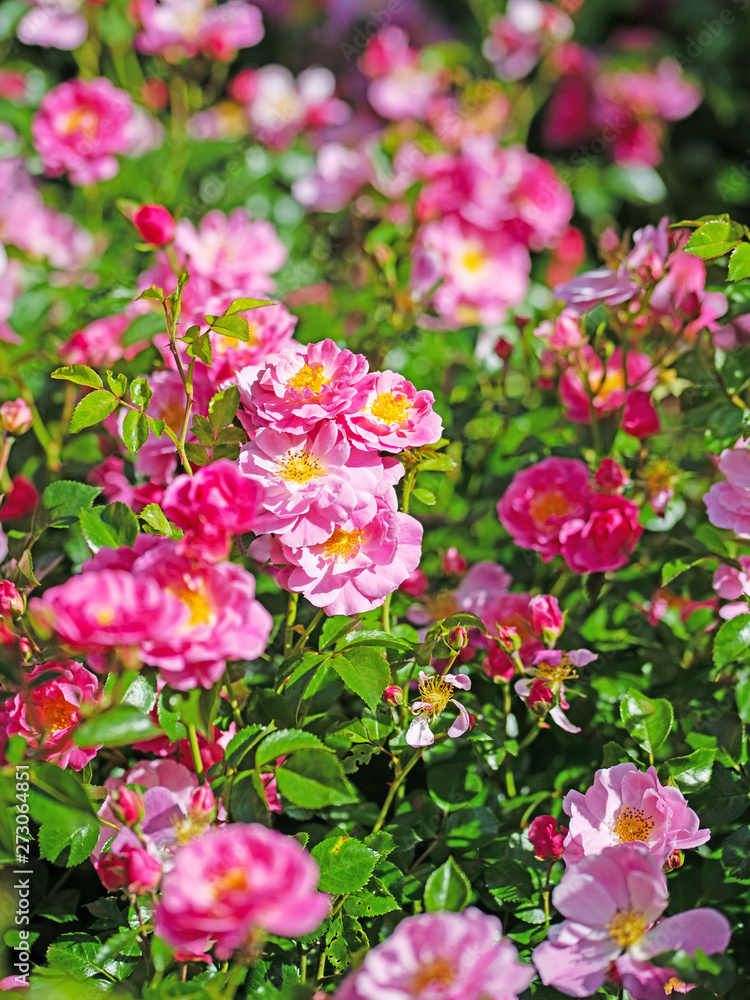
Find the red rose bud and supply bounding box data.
[189,784,216,821]
[0,580,23,619]
[442,546,467,576]
[96,845,161,895]
[664,848,684,871]
[0,398,33,435]
[133,203,175,246]
[399,568,428,598]
[483,644,515,682]
[594,457,629,494]
[0,475,39,521]
[527,814,567,860]
[494,336,513,361]
[446,625,468,651]
[528,678,553,714]
[529,595,564,643]
[467,712,476,731]
[498,626,521,654]
[112,787,145,828]
[383,684,403,706]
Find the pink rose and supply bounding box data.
[559,493,642,574]
[528,814,567,860]
[96,844,162,895]
[344,370,443,453]
[133,203,175,245]
[0,399,33,435]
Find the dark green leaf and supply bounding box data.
[620,689,673,756]
[330,649,390,713]
[311,835,379,894]
[276,751,357,809]
[79,502,139,552]
[721,826,750,882]
[713,614,750,669]
[255,728,327,767]
[69,390,120,434]
[423,857,471,912]
[665,748,716,793]
[43,481,101,526]
[122,409,149,453]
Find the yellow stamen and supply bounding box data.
[172,814,209,846]
[410,956,456,993]
[212,867,249,895]
[287,363,329,394]
[612,805,655,843]
[278,449,323,485]
[608,908,648,948]
[417,675,455,715]
[96,608,115,626]
[528,490,572,524]
[34,690,76,734]
[664,977,688,995]
[322,528,364,561]
[368,391,412,425]
[167,585,213,627]
[461,247,486,273]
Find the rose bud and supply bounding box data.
[383,684,403,706]
[529,595,564,643]
[0,399,33,435]
[399,568,428,598]
[442,547,467,576]
[528,678,553,714]
[0,581,23,618]
[494,336,513,361]
[111,787,145,828]
[189,784,216,822]
[527,814,567,860]
[664,848,684,871]
[497,626,521,654]
[446,625,469,651]
[133,203,175,246]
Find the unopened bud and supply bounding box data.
[446,625,468,651]
[497,626,521,654]
[383,684,402,706]
[528,678,553,714]
[442,547,467,576]
[189,784,216,821]
[0,399,33,436]
[111,787,145,828]
[494,336,513,361]
[399,568,428,598]
[664,848,684,871]
[0,580,23,619]
[527,814,567,860]
[133,203,175,246]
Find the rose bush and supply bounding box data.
[0,1,749,999]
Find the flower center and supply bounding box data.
[213,866,249,896]
[461,246,486,273]
[417,676,455,715]
[528,489,571,524]
[612,805,655,843]
[664,977,689,995]
[168,584,213,627]
[535,657,577,684]
[425,593,461,621]
[591,369,625,399]
[323,528,364,561]
[33,689,77,734]
[608,908,648,948]
[278,448,323,485]
[410,956,456,993]
[172,813,209,846]
[62,106,100,139]
[368,391,412,425]
[287,363,329,394]
[96,607,115,626]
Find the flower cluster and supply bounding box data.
[242,338,440,615]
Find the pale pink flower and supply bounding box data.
[406,670,472,748]
[134,0,264,62]
[161,459,261,562]
[292,142,369,213]
[238,421,399,546]
[515,648,595,733]
[483,0,572,81]
[497,457,592,561]
[704,443,750,539]
[17,0,87,51]
[345,370,443,453]
[256,498,423,616]
[0,399,33,436]
[559,493,643,574]
[535,310,582,351]
[3,660,102,770]
[335,907,534,1000]
[562,763,710,865]
[649,251,727,341]
[239,339,370,433]
[713,557,750,620]
[32,78,134,186]
[363,27,446,121]
[154,824,330,959]
[532,845,730,999]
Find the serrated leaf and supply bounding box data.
[186,332,213,365]
[255,728,327,768]
[184,442,210,467]
[620,689,673,757]
[684,220,744,259]
[728,242,750,281]
[276,751,357,809]
[485,860,535,903]
[139,502,173,536]
[665,748,716,793]
[129,377,152,411]
[205,313,250,341]
[343,876,399,916]
[311,835,379,894]
[423,856,471,912]
[713,614,750,669]
[76,705,161,747]
[661,557,711,587]
[330,649,390,713]
[28,764,99,867]
[79,502,139,552]
[122,409,149,453]
[721,826,750,882]
[69,390,120,434]
[208,384,240,434]
[225,297,276,314]
[43,481,101,526]
[137,285,164,301]
[105,371,128,397]
[51,365,103,389]
[224,725,265,770]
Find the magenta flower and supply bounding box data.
[515,648,596,733]
[562,763,710,866]
[407,670,472,748]
[345,370,443,453]
[60,315,137,370]
[559,347,657,425]
[154,823,330,959]
[96,844,162,896]
[704,443,750,539]
[239,339,370,433]
[161,459,262,562]
[256,498,423,616]
[3,660,102,770]
[134,0,264,63]
[335,907,535,1000]
[529,594,564,641]
[528,814,567,860]
[497,457,592,561]
[559,493,643,574]
[532,845,730,999]
[32,78,134,186]
[238,421,399,546]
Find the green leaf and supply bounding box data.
[79,502,139,552]
[184,442,210,467]
[43,481,101,526]
[51,365,103,389]
[728,241,750,281]
[661,557,711,587]
[311,835,379,894]
[46,931,134,982]
[225,297,276,314]
[713,614,750,669]
[129,377,152,411]
[684,220,744,259]
[721,826,750,882]
[139,503,173,536]
[122,409,149,453]
[737,675,750,723]
[423,856,471,912]
[29,764,99,867]
[205,313,250,341]
[187,332,213,365]
[224,725,265,770]
[417,453,456,472]
[330,649,390,713]
[208,384,240,434]
[411,487,436,506]
[343,876,400,917]
[255,728,327,768]
[276,750,357,809]
[485,860,535,903]
[137,285,164,301]
[76,705,161,747]
[665,748,716,793]
[69,390,120,434]
[105,371,128,397]
[620,689,673,757]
